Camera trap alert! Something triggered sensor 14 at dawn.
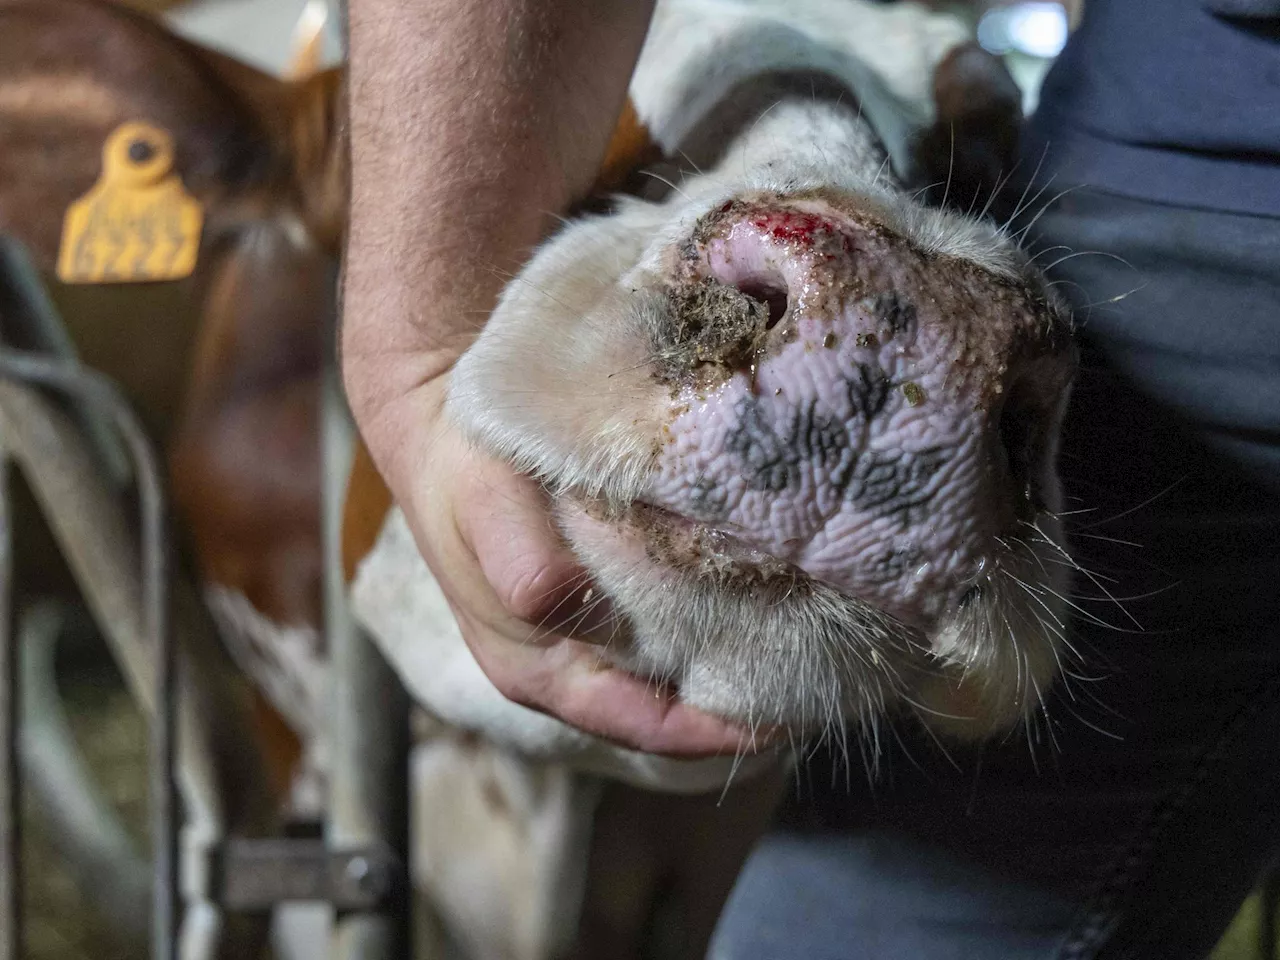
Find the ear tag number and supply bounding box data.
[57,121,204,284]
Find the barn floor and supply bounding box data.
[22,663,149,960]
[16,652,1272,960]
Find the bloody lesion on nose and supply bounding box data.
[745,208,838,248]
[655,204,855,386]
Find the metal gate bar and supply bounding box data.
[1,439,18,960]
[0,229,411,959]
[0,349,178,960]
[323,293,410,959]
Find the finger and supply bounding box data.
[462,626,766,759]
[383,399,612,648]
[384,389,756,757]
[453,454,597,629]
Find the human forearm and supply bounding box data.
[342,0,655,464]
[338,0,747,758]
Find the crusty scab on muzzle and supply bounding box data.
[448,94,1076,744]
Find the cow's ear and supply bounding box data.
[342,440,394,585]
[578,99,664,202]
[911,43,1023,218]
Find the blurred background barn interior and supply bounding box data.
[2,1,1273,959]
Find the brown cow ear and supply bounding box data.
[911,43,1023,217]
[0,0,291,270]
[588,98,664,197]
[342,440,394,584]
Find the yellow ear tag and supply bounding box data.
[57,122,204,284]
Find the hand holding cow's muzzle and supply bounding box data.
[350,374,763,759]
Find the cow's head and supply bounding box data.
[449,15,1076,744]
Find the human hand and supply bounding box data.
[343,0,753,757]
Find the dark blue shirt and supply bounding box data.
[1025,0,1280,216]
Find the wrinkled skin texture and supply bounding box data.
[636,199,1058,626]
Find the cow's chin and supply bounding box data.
[554,495,912,737]
[552,494,1069,743]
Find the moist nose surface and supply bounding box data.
[643,198,1068,629]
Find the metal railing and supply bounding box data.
[0,349,177,960]
[0,238,410,959]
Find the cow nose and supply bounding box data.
[645,197,1073,629]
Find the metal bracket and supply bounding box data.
[211,838,405,913]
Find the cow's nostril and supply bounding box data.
[736,277,789,330]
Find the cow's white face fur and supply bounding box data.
[446,0,1076,747]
